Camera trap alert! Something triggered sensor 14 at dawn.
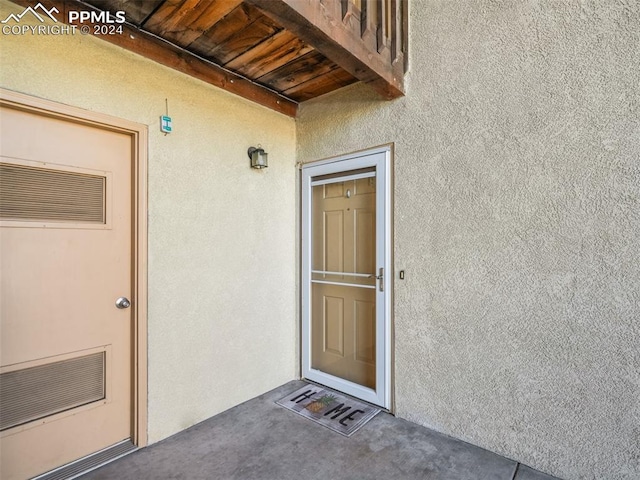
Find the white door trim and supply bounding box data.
[301,145,392,409]
[0,88,149,447]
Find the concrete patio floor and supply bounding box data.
[81,381,560,480]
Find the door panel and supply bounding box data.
[0,105,132,480]
[311,283,376,388]
[355,209,376,274]
[323,209,344,272]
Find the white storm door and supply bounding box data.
[302,147,391,409]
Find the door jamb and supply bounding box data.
[0,88,149,447]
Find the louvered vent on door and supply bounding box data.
[0,163,106,223]
[0,352,106,431]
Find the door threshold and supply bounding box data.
[302,378,392,414]
[32,440,137,480]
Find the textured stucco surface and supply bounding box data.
[297,1,640,479]
[0,0,297,444]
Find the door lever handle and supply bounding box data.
[375,268,384,292]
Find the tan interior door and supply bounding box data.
[311,177,377,389]
[0,105,133,479]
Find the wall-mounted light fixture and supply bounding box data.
[248,146,268,169]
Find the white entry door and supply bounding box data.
[302,147,391,409]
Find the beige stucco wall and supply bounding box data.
[297,2,640,479]
[0,0,297,444]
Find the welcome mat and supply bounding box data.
[276,384,380,437]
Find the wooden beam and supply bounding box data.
[246,0,404,99]
[8,0,298,117]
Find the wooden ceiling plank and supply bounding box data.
[257,51,336,92]
[188,4,258,53]
[150,0,244,46]
[224,30,314,79]
[177,0,242,31]
[245,0,404,99]
[170,0,242,47]
[9,0,297,117]
[192,4,251,42]
[197,13,283,65]
[284,67,358,102]
[143,0,199,32]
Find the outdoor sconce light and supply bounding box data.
[248,146,268,169]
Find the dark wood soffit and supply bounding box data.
[245,0,404,100]
[9,0,298,117]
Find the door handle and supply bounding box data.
[115,297,131,309]
[375,268,384,292]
